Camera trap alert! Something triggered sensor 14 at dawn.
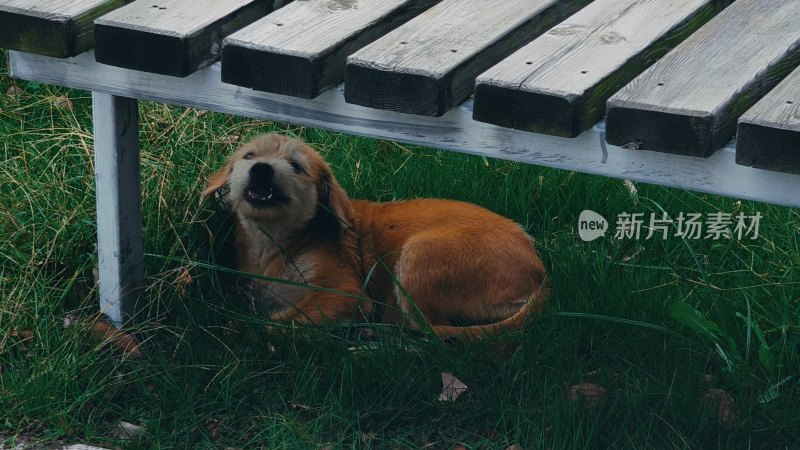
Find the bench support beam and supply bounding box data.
[92,92,142,328]
[8,50,800,209]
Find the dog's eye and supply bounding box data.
[243,152,255,160]
[289,160,304,174]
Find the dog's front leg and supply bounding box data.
[269,291,370,327]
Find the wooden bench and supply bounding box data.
[2,0,799,327]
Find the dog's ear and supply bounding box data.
[319,168,353,228]
[202,161,232,198]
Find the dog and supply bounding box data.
[203,134,549,337]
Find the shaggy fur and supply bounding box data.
[204,134,549,337]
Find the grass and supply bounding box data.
[1,48,799,449]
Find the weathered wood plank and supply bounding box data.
[736,66,800,174]
[0,0,131,57]
[92,93,142,327]
[222,0,440,98]
[473,0,732,138]
[606,0,800,157]
[94,0,287,77]
[345,0,591,116]
[10,50,800,207]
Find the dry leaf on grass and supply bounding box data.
[116,421,144,441]
[506,445,524,450]
[6,85,25,97]
[175,266,193,298]
[703,389,738,427]
[53,95,74,111]
[90,321,142,359]
[569,383,608,408]
[450,444,468,450]
[438,372,468,402]
[63,313,80,328]
[10,328,34,341]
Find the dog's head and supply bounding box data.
[204,134,352,233]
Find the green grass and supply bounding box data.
[1,49,799,449]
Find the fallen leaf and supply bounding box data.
[90,321,142,359]
[53,95,74,111]
[116,421,143,441]
[438,372,468,402]
[451,444,468,450]
[10,328,34,341]
[63,313,80,328]
[6,85,24,97]
[175,266,193,298]
[569,383,607,408]
[703,389,738,427]
[506,445,524,450]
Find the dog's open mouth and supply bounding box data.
[245,184,288,208]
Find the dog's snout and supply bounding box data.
[250,162,274,182]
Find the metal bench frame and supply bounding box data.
[8,50,800,326]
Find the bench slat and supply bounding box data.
[605,0,800,157]
[736,66,800,174]
[345,0,591,116]
[222,0,440,99]
[473,0,732,138]
[0,0,131,57]
[94,0,287,77]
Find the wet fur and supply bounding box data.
[204,134,550,337]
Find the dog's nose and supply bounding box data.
[249,162,274,182]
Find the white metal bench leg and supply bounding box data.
[92,92,142,328]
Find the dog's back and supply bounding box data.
[351,198,548,333]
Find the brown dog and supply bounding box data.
[204,134,549,337]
